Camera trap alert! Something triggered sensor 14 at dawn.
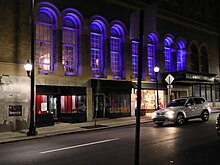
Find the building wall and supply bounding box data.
[0,75,30,131]
[0,0,219,131]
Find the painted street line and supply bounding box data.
[40,138,119,154]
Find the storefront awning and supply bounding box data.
[91,79,133,90]
[132,82,167,90]
[36,85,86,95]
[162,71,216,85]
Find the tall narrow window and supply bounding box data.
[200,46,209,73]
[190,44,199,72]
[90,21,105,78]
[164,36,174,72]
[148,34,157,81]
[177,40,186,71]
[62,15,79,76]
[132,40,138,80]
[110,24,124,79]
[36,10,55,74]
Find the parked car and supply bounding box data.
[216,114,220,137]
[151,97,211,126]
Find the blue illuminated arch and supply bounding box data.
[62,9,84,76]
[35,2,60,27]
[110,22,126,79]
[148,33,158,81]
[131,40,138,80]
[164,34,174,72]
[176,39,187,71]
[90,16,108,78]
[62,8,84,32]
[35,3,59,74]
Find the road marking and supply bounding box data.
[40,138,119,154]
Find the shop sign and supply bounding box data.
[9,105,22,116]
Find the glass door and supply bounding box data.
[94,95,104,118]
[48,95,58,118]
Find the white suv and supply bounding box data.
[151,97,211,126]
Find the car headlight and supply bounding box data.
[151,112,157,119]
[165,111,175,118]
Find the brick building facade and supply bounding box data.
[0,0,219,132]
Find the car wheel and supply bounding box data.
[155,123,164,126]
[175,113,185,126]
[201,110,209,122]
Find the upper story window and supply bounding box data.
[200,46,209,73]
[148,33,157,81]
[164,36,174,72]
[132,40,138,80]
[62,15,79,76]
[36,9,56,74]
[176,40,186,71]
[90,20,105,78]
[110,24,124,79]
[189,44,199,72]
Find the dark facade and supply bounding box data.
[0,0,219,132]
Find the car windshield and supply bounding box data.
[166,98,187,107]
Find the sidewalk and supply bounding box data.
[0,116,152,144]
[1,108,220,144]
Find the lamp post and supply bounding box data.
[25,0,37,136]
[24,60,37,136]
[154,66,160,110]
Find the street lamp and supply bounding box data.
[24,60,37,136]
[154,66,160,110]
[24,60,32,77]
[24,0,37,136]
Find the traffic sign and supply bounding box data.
[165,74,174,84]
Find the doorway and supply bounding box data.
[48,95,60,122]
[94,94,105,118]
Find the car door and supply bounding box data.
[193,98,204,116]
[184,98,196,118]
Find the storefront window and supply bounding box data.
[201,85,206,98]
[135,89,165,110]
[109,93,130,113]
[36,95,48,114]
[193,84,212,101]
[215,85,220,102]
[61,95,86,113]
[206,85,211,102]
[193,85,200,97]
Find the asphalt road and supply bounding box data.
[0,113,220,165]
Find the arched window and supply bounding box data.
[90,20,105,78]
[62,14,80,76]
[132,40,138,80]
[36,8,56,74]
[189,44,199,72]
[164,35,174,72]
[110,24,124,79]
[176,40,186,71]
[200,46,209,73]
[148,33,158,81]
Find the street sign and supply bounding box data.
[165,74,174,84]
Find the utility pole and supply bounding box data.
[135,9,144,165]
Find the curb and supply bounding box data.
[0,119,152,144]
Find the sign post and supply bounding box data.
[165,74,175,103]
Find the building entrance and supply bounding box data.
[94,94,105,118]
[48,95,60,121]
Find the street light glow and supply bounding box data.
[24,60,32,72]
[154,66,160,73]
[154,66,160,110]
